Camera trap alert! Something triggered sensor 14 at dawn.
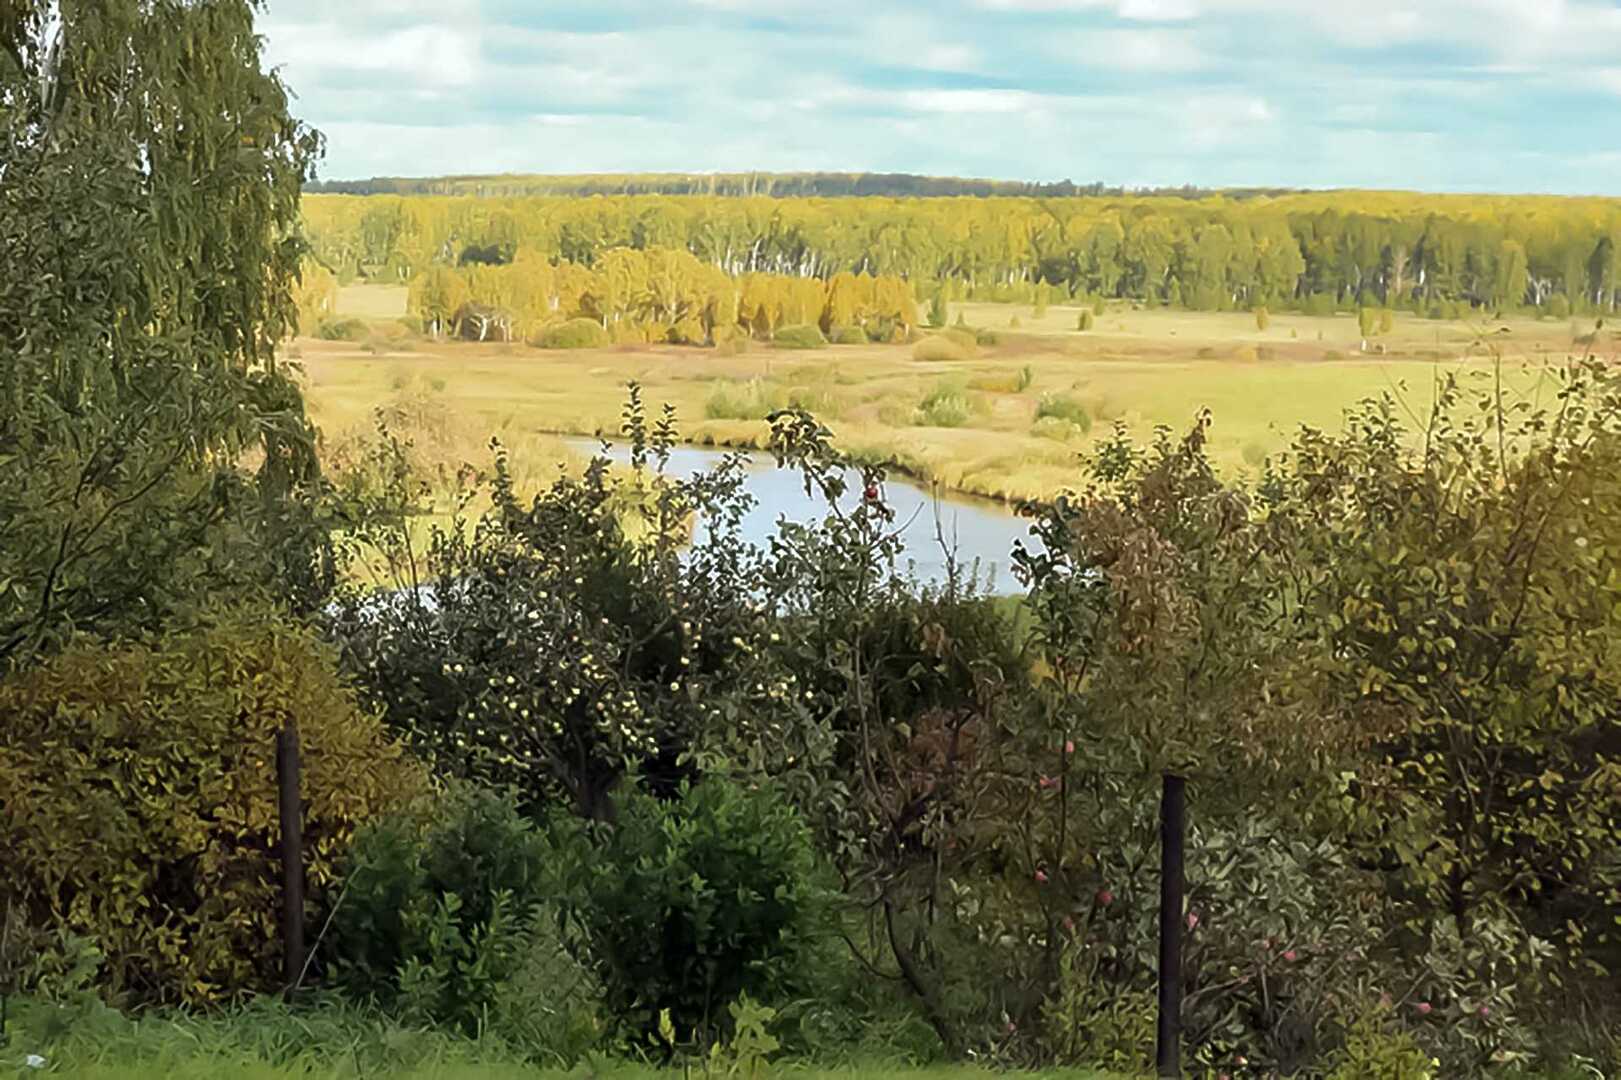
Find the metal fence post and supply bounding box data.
[1156,771,1187,1079]
[276,722,306,995]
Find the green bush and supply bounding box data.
[917,381,976,428]
[1254,306,1270,331]
[538,318,610,349]
[1034,392,1092,431]
[974,327,1000,347]
[831,325,869,345]
[773,324,827,350]
[316,316,369,342]
[1077,310,1095,332]
[1548,293,1573,319]
[1031,416,1085,442]
[329,784,598,1049]
[550,779,833,1043]
[0,608,426,1005]
[913,335,972,363]
[1326,1010,1437,1080]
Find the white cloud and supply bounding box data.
[1065,28,1209,70]
[256,0,1621,193]
[1117,0,1200,21]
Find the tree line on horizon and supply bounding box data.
[302,189,1621,318]
[303,171,1295,200]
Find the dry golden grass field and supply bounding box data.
[290,286,1614,504]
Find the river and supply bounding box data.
[565,439,1043,595]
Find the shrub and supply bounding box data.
[1379,307,1395,333]
[1548,293,1573,319]
[1093,298,1106,316]
[1031,416,1085,442]
[1009,315,1022,328]
[329,784,599,1049]
[773,324,827,350]
[913,335,972,363]
[1077,310,1095,331]
[705,378,785,421]
[969,365,1034,395]
[917,381,976,428]
[317,316,369,342]
[0,608,426,1004]
[1325,1010,1436,1080]
[1255,306,1270,331]
[550,779,833,1042]
[538,318,609,349]
[831,325,869,345]
[974,327,1000,347]
[1034,392,1092,433]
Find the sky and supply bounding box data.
[258,0,1621,194]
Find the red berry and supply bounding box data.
[863,483,879,501]
[1034,869,1049,884]
[1064,739,1075,754]
[1282,949,1298,962]
[1096,888,1114,906]
[1416,1002,1432,1016]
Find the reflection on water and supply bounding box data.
[566,439,1043,595]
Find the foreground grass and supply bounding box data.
[291,290,1605,505]
[25,1064,1122,1080]
[3,996,1127,1080]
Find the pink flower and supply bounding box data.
[1038,776,1055,789]
[1095,888,1114,907]
[1034,869,1049,884]
[1186,911,1200,931]
[1415,1002,1432,1016]
[1064,739,1075,755]
[1005,1020,1017,1035]
[1282,949,1298,962]
[1235,1055,1247,1066]
[1062,916,1076,932]
[1478,1004,1491,1018]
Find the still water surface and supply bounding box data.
[566,439,1042,595]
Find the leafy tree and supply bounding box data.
[1279,364,1621,946]
[0,0,327,665]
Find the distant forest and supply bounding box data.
[302,188,1621,318]
[303,172,1298,201]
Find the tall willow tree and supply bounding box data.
[0,0,326,665]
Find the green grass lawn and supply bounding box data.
[291,288,1600,505]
